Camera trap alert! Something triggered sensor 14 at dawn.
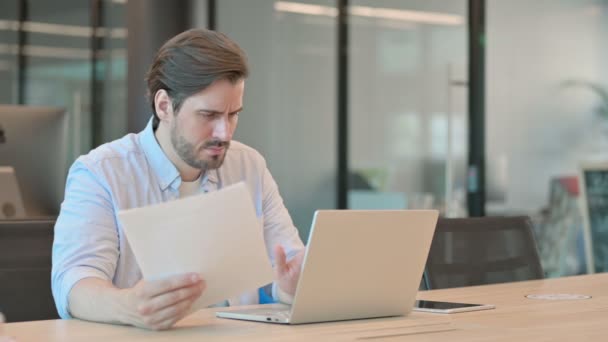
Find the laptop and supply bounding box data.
[216,209,438,324]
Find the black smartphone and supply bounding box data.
[413,300,495,313]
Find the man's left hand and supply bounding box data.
[274,245,305,296]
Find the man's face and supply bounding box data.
[169,79,244,171]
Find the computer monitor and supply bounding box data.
[0,166,26,219]
[0,105,69,217]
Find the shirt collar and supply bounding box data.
[203,168,219,185]
[138,118,219,191]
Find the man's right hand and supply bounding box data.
[119,273,205,330]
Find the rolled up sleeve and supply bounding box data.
[260,166,305,303]
[261,167,305,259]
[51,159,119,318]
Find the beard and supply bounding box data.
[170,121,230,170]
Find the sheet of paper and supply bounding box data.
[118,182,274,310]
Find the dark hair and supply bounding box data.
[145,29,249,128]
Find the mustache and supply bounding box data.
[203,140,230,148]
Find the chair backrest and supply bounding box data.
[424,216,544,290]
[0,218,59,322]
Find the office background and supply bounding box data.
[1,0,607,278]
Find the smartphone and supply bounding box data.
[413,300,495,314]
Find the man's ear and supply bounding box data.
[154,89,174,121]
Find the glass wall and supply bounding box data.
[348,0,468,216]
[0,0,19,104]
[0,0,128,150]
[99,0,128,142]
[213,0,338,241]
[0,0,128,218]
[206,0,470,239]
[486,0,608,277]
[24,0,93,157]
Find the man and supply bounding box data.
[51,29,305,331]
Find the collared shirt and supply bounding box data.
[51,119,304,319]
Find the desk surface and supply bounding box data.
[5,273,608,341]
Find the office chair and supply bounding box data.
[0,218,59,322]
[423,216,544,290]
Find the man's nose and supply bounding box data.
[212,117,229,141]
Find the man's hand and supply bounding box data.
[274,245,305,296]
[120,273,205,330]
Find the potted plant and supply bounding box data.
[561,80,608,120]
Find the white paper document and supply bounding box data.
[118,182,274,310]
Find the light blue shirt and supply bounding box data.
[51,119,304,319]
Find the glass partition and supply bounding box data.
[348,0,468,216]
[215,0,338,241]
[486,0,608,277]
[0,0,19,104]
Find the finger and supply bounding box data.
[289,248,305,266]
[274,244,287,274]
[287,249,305,275]
[145,294,198,329]
[142,273,202,298]
[138,280,205,315]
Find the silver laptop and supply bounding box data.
[216,209,438,324]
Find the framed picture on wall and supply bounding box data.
[579,162,608,274]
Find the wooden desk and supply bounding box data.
[4,273,608,341]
